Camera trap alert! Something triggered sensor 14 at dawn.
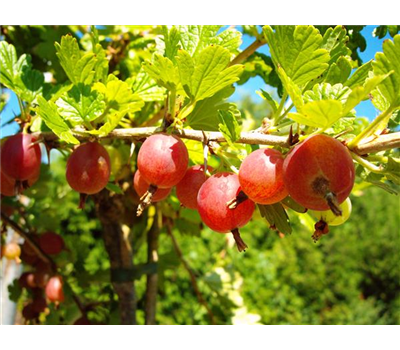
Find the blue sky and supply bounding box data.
[0,25,393,138]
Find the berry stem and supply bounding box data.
[231,228,248,252]
[325,192,342,216]
[137,184,158,216]
[78,193,88,210]
[226,190,249,209]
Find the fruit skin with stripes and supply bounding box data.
[176,165,213,210]
[66,142,111,208]
[0,133,42,181]
[283,134,355,214]
[239,148,288,205]
[134,170,171,202]
[197,172,255,252]
[137,133,189,189]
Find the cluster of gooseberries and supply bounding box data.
[0,231,65,323]
[1,131,355,255]
[133,133,355,251]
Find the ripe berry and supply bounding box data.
[283,135,355,214]
[134,170,171,202]
[176,165,213,210]
[66,142,111,209]
[32,297,47,314]
[137,133,189,188]
[45,276,65,303]
[19,272,37,289]
[0,134,41,192]
[238,148,287,205]
[0,167,39,196]
[38,232,64,255]
[22,303,39,321]
[1,242,21,260]
[136,133,188,215]
[197,172,255,252]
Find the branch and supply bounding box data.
[1,212,54,269]
[93,189,137,325]
[144,210,160,325]
[352,132,400,155]
[166,222,216,325]
[34,127,289,147]
[229,38,267,66]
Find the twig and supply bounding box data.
[1,212,53,268]
[166,222,216,325]
[229,38,267,66]
[33,127,289,147]
[352,132,400,155]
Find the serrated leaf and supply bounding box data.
[289,100,343,128]
[157,26,181,62]
[258,203,292,235]
[177,46,244,102]
[0,41,28,90]
[142,54,180,90]
[344,60,373,89]
[263,25,330,86]
[218,110,241,147]
[186,85,238,131]
[179,25,221,57]
[55,35,104,86]
[55,35,82,84]
[277,66,303,110]
[131,69,166,102]
[304,83,351,104]
[323,56,352,85]
[56,83,106,125]
[372,35,400,107]
[93,78,144,113]
[343,73,392,116]
[0,41,44,103]
[320,25,351,64]
[36,96,79,144]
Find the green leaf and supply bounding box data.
[130,69,166,102]
[372,35,400,107]
[56,84,106,125]
[179,25,221,57]
[55,35,100,86]
[344,60,373,90]
[276,67,303,110]
[0,41,27,90]
[263,25,330,86]
[93,78,144,113]
[322,56,352,85]
[258,89,279,112]
[289,100,343,128]
[36,96,79,144]
[142,53,180,91]
[280,196,307,213]
[90,77,144,135]
[106,182,124,194]
[157,26,181,62]
[320,25,351,64]
[343,73,392,115]
[258,203,292,235]
[218,110,241,147]
[20,67,44,103]
[186,85,238,130]
[0,41,44,103]
[304,83,351,104]
[177,46,243,102]
[55,35,82,84]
